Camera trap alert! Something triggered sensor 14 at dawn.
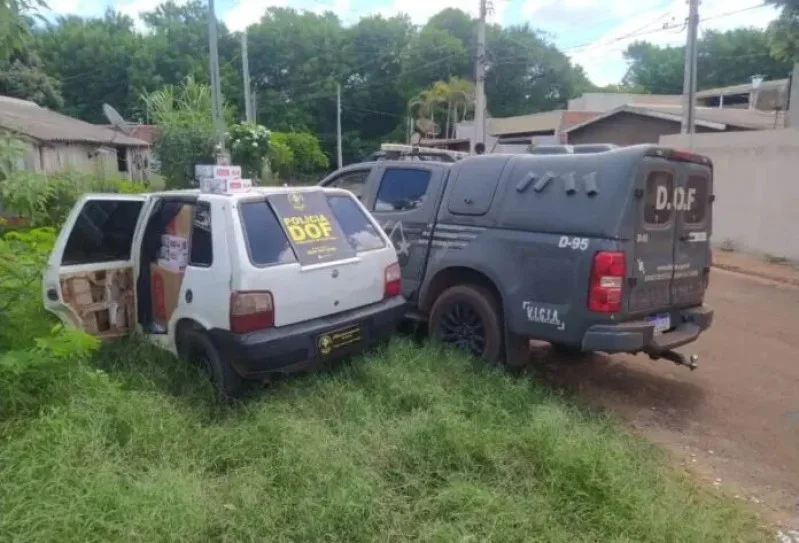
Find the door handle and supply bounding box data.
[46,288,58,301]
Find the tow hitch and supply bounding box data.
[648,350,699,370]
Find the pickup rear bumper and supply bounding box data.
[581,305,713,354]
[207,296,407,378]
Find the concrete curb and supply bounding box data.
[712,263,799,288]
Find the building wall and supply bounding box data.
[566,112,717,146]
[567,93,681,112]
[661,129,799,260]
[16,140,151,181]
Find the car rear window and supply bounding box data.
[326,195,386,252]
[644,171,674,226]
[239,201,297,266]
[684,175,708,224]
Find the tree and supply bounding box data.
[34,10,141,121]
[623,28,793,95]
[0,0,46,58]
[766,0,799,61]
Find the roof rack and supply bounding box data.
[368,143,469,163]
[529,143,618,155]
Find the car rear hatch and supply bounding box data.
[626,148,712,325]
[233,189,395,328]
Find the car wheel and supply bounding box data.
[428,284,503,364]
[179,329,243,402]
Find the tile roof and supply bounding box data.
[0,95,149,147]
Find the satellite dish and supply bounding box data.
[415,117,439,137]
[410,132,422,145]
[103,103,133,135]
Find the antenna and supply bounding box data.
[102,103,133,135]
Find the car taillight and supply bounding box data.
[384,262,401,299]
[588,251,625,313]
[230,291,274,333]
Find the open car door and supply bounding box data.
[42,194,149,338]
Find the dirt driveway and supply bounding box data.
[539,268,799,531]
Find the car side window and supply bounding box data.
[374,168,431,212]
[643,171,674,226]
[189,201,213,267]
[62,200,144,265]
[327,170,369,199]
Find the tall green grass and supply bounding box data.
[0,338,768,542]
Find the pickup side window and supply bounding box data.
[239,201,297,266]
[326,170,369,199]
[62,200,144,265]
[643,171,674,226]
[374,168,430,212]
[684,175,708,224]
[326,195,386,252]
[189,201,213,267]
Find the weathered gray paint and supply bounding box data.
[566,112,718,146]
[320,144,714,355]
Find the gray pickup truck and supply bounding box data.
[319,144,714,370]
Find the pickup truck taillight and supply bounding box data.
[588,251,625,313]
[230,291,274,333]
[384,262,401,299]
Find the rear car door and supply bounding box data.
[234,190,393,327]
[672,163,712,308]
[628,162,677,319]
[364,165,445,301]
[42,194,149,337]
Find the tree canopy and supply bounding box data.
[622,28,794,95]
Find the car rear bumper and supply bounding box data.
[581,304,714,354]
[207,296,407,378]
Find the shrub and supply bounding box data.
[270,131,328,180]
[227,123,270,180]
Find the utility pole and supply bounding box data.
[336,83,343,169]
[474,0,488,152]
[208,0,227,163]
[681,0,700,140]
[241,30,253,123]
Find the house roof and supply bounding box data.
[101,124,158,144]
[489,110,600,136]
[0,95,149,147]
[562,104,785,134]
[696,78,789,98]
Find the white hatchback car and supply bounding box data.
[43,185,405,399]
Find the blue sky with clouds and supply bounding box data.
[45,0,780,86]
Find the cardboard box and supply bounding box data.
[165,205,193,238]
[150,263,184,326]
[195,164,241,181]
[200,177,252,194]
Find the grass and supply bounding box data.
[0,338,768,542]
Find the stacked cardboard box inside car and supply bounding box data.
[150,204,193,328]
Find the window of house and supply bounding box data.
[684,175,708,224]
[643,171,675,226]
[374,168,431,212]
[326,195,386,252]
[116,146,128,173]
[239,201,297,266]
[62,200,144,265]
[189,201,213,266]
[327,170,369,199]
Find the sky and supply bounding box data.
[44,0,781,86]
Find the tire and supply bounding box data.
[178,328,244,402]
[428,284,504,364]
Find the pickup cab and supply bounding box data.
[319,144,714,369]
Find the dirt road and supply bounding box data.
[540,268,799,530]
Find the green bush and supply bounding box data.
[0,169,146,229]
[227,122,270,180]
[270,131,328,180]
